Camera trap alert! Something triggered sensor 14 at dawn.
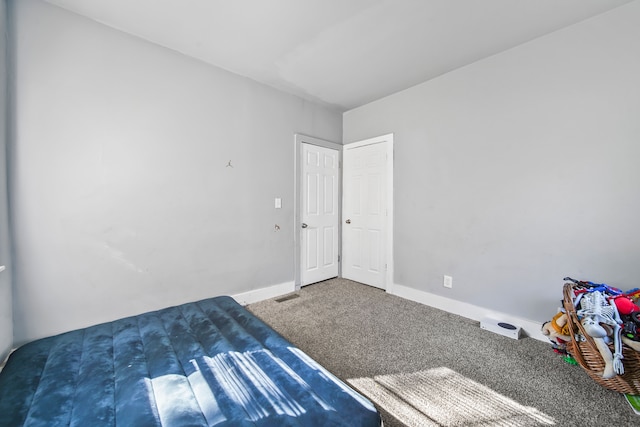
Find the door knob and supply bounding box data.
[345,219,351,224]
[301,223,308,228]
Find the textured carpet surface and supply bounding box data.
[247,278,638,426]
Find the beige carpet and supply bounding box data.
[349,368,554,426]
[247,278,638,426]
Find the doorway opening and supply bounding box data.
[294,134,342,289]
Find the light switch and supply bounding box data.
[275,198,282,209]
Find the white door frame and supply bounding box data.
[342,134,394,290]
[294,134,342,290]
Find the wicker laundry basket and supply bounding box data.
[563,283,640,394]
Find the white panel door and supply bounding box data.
[301,143,339,286]
[342,141,389,289]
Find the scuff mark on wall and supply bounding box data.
[103,242,147,274]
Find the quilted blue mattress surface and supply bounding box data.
[0,296,380,426]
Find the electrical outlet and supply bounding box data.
[443,275,453,288]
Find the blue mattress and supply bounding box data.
[0,296,381,426]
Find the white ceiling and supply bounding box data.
[43,0,633,111]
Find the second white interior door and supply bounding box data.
[342,138,390,289]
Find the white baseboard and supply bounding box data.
[388,283,547,342]
[231,281,295,306]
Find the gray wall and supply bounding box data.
[344,2,640,324]
[0,0,12,359]
[11,0,341,343]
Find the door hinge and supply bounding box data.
[338,255,341,263]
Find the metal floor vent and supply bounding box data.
[275,294,300,303]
